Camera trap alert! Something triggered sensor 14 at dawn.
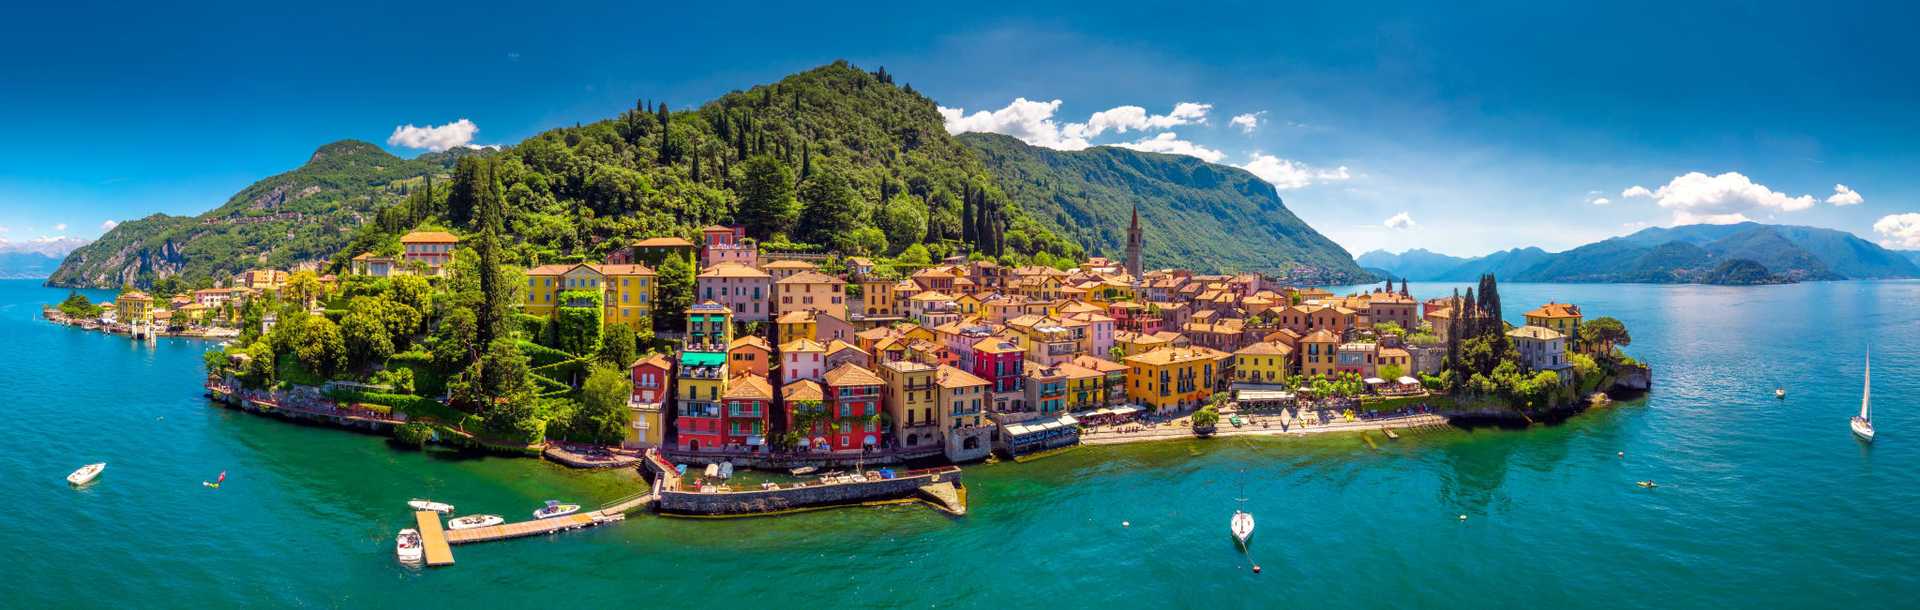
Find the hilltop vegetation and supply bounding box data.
[961,132,1365,279]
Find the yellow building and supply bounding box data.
[877,360,941,449]
[1123,346,1229,411]
[1524,302,1583,339]
[523,262,656,333]
[115,290,153,323]
[1298,329,1340,379]
[776,309,818,346]
[1057,361,1105,411]
[1233,340,1295,384]
[242,269,288,291]
[860,278,899,317]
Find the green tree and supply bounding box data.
[1579,316,1631,355]
[736,155,797,240]
[295,317,347,378]
[652,254,694,334]
[876,193,928,253]
[285,271,324,309]
[578,364,634,445]
[445,156,486,229]
[841,226,887,256]
[1191,405,1221,434]
[599,323,639,367]
[897,243,932,266]
[1374,322,1406,338]
[796,164,861,246]
[470,159,510,354]
[479,338,531,400]
[341,309,394,365]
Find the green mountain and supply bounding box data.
[959,132,1366,279]
[1355,248,1471,280]
[49,142,465,288]
[1361,222,1916,284]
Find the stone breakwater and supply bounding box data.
[642,450,961,516]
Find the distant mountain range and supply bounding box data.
[1358,222,1920,284]
[0,238,90,279]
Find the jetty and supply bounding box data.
[413,491,656,567]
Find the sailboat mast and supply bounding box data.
[1861,350,1872,420]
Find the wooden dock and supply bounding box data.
[441,493,655,545]
[414,511,455,566]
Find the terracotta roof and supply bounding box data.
[1054,361,1104,380]
[699,262,770,279]
[633,237,694,247]
[973,337,1024,354]
[629,353,673,370]
[909,291,954,302]
[728,335,771,352]
[781,379,824,402]
[826,339,866,357]
[688,301,732,314]
[776,310,816,324]
[823,362,885,387]
[400,230,459,244]
[1526,302,1583,319]
[1235,341,1294,356]
[724,374,775,400]
[780,338,827,353]
[1071,354,1128,373]
[775,271,846,285]
[1507,325,1566,341]
[762,260,818,270]
[598,263,654,276]
[700,225,735,233]
[1123,346,1229,366]
[936,364,990,388]
[527,263,578,276]
[1301,329,1341,344]
[855,327,898,341]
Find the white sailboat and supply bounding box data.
[1851,350,1874,442]
[1231,508,1255,546]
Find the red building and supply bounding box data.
[629,353,672,406]
[701,225,755,267]
[822,363,885,452]
[721,373,772,451]
[971,337,1026,394]
[782,379,829,451]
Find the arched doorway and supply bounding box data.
[963,436,980,450]
[688,439,700,451]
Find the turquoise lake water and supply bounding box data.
[5,278,1917,608]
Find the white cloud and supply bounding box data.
[52,223,66,232]
[0,225,10,234]
[1234,153,1352,190]
[1112,132,1226,162]
[387,118,483,152]
[100,220,119,231]
[1590,197,1611,205]
[1229,111,1265,134]
[939,99,1091,150]
[942,100,1212,149]
[1621,171,1816,225]
[1384,212,1416,230]
[1827,183,1864,206]
[1873,213,1920,249]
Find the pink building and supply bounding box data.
[701,225,756,267]
[696,262,772,323]
[780,338,827,384]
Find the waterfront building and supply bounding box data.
[696,262,772,323]
[1524,302,1583,339]
[1299,329,1341,378]
[114,290,152,324]
[1069,354,1128,407]
[778,338,827,384]
[1123,346,1229,411]
[625,354,672,449]
[398,231,458,276]
[1508,325,1574,375]
[822,363,886,451]
[1017,362,1069,421]
[780,379,828,451]
[1234,341,1295,385]
[774,271,848,319]
[727,335,771,378]
[878,360,941,450]
[935,365,993,462]
[1336,342,1379,378]
[721,373,772,451]
[1377,346,1412,378]
[523,262,656,333]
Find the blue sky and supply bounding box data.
[4,1,1918,256]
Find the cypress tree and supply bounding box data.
[800,143,811,180]
[656,102,672,164]
[472,159,507,359]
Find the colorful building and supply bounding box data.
[696,262,772,323]
[700,225,756,268]
[779,338,827,384]
[626,354,671,449]
[1124,346,1228,411]
[878,360,941,450]
[721,373,772,451]
[1508,325,1573,375]
[727,335,771,378]
[523,262,656,333]
[822,363,886,451]
[774,271,848,319]
[935,364,993,462]
[1233,340,1294,385]
[1524,302,1583,339]
[399,231,458,276]
[1299,329,1340,378]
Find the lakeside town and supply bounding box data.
[46,205,1645,541]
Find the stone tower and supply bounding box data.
[1124,204,1144,278]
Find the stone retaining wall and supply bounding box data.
[642,451,960,515]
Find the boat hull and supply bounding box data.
[447,515,505,530]
[1231,512,1255,545]
[1852,418,1875,442]
[67,463,106,486]
[534,505,582,519]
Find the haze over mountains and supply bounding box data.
[1359,222,1920,285]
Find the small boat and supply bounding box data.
[1231,509,1255,545]
[1636,480,1658,488]
[408,499,455,514]
[67,462,106,486]
[1852,350,1875,443]
[203,470,226,489]
[789,466,818,476]
[718,461,734,479]
[1775,388,1786,399]
[447,514,504,530]
[533,500,581,519]
[395,528,423,563]
[1383,428,1400,440]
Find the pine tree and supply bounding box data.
[656,102,672,164]
[800,143,811,180]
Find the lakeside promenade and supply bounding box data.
[1081,411,1451,446]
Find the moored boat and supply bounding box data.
[789,466,818,476]
[1231,510,1255,545]
[408,499,455,514]
[533,500,581,519]
[395,529,423,563]
[447,514,505,530]
[67,462,106,486]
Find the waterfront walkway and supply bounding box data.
[416,491,655,566]
[1080,412,1450,446]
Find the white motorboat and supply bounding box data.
[408,499,455,514]
[447,514,505,530]
[533,501,581,519]
[67,462,106,486]
[718,461,735,479]
[395,528,423,563]
[789,466,818,476]
[1775,388,1786,399]
[1231,510,1255,545]
[1852,350,1874,443]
